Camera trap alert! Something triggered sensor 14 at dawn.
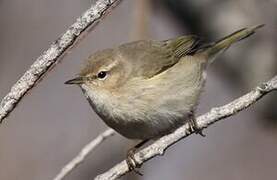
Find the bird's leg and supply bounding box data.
[126,139,149,175]
[188,112,205,137]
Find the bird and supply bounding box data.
[65,25,264,173]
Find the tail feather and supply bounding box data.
[201,24,264,63]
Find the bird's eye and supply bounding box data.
[97,71,107,80]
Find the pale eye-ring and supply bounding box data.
[97,71,107,80]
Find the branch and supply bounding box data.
[95,75,277,180]
[53,129,115,180]
[0,0,123,123]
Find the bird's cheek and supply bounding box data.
[82,82,97,91]
[85,80,98,86]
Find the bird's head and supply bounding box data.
[65,48,131,93]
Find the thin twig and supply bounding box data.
[0,0,123,123]
[53,129,115,180]
[94,75,277,180]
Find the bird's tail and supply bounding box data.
[200,24,264,64]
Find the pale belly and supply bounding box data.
[96,82,203,139]
[103,107,193,139]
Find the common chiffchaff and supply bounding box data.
[65,25,263,171]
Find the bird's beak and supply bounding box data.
[64,77,84,85]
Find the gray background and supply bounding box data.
[0,0,277,180]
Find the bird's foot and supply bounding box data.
[188,118,205,137]
[126,140,149,175]
[126,148,143,176]
[257,83,270,93]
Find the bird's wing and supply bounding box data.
[118,35,202,78]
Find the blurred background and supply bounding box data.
[0,0,276,179]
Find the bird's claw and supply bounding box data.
[257,83,269,93]
[188,118,206,137]
[126,148,143,176]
